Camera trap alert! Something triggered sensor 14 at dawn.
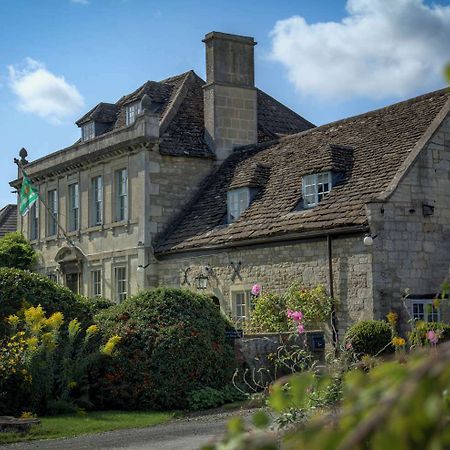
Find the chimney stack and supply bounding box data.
[203,32,258,163]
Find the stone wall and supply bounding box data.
[368,115,450,328]
[157,233,373,337]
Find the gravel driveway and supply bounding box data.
[0,409,256,450]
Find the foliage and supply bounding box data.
[249,284,335,333]
[204,343,450,450]
[92,287,236,410]
[0,268,99,337]
[0,410,173,445]
[445,63,450,84]
[249,293,289,332]
[345,320,394,357]
[409,321,450,347]
[0,305,119,416]
[187,385,247,411]
[0,232,37,271]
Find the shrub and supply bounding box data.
[187,385,246,411]
[250,293,288,332]
[345,320,394,357]
[409,321,450,347]
[0,268,102,337]
[92,288,236,410]
[0,232,37,270]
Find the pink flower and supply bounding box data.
[251,284,261,296]
[297,323,305,334]
[427,330,439,345]
[345,342,353,350]
[287,309,303,322]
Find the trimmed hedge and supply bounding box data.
[0,268,107,337]
[0,232,37,271]
[345,320,394,357]
[409,321,450,346]
[92,288,236,410]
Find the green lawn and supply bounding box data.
[0,410,174,445]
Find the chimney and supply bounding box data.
[203,32,257,163]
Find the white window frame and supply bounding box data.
[68,183,79,232]
[81,122,95,142]
[227,187,250,223]
[30,201,39,241]
[115,168,128,222]
[91,176,103,226]
[411,299,441,323]
[125,102,141,126]
[231,290,252,322]
[91,269,102,298]
[302,172,332,208]
[47,189,58,236]
[115,266,127,302]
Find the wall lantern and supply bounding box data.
[195,273,209,290]
[363,234,378,247]
[137,263,151,273]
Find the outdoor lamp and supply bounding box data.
[363,234,377,246]
[137,263,150,272]
[195,273,209,290]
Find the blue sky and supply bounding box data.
[1,0,449,206]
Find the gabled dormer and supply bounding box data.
[76,102,118,141]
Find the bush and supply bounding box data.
[0,232,36,270]
[0,268,101,337]
[250,293,288,332]
[409,321,450,346]
[345,320,394,357]
[187,385,246,411]
[92,288,236,410]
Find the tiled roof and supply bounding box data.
[74,70,313,158]
[155,88,450,254]
[0,205,17,238]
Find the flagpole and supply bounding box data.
[15,159,78,250]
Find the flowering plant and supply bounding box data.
[251,284,261,296]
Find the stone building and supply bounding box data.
[11,31,450,336]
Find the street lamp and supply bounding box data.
[137,263,151,273]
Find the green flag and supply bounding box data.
[19,173,39,216]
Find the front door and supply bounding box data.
[65,273,79,294]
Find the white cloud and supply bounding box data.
[8,58,84,125]
[270,0,450,100]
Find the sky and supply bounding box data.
[1,0,450,206]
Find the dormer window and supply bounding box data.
[125,101,141,126]
[227,187,250,223]
[81,121,95,142]
[302,172,332,208]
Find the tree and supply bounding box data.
[0,232,37,270]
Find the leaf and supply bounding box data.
[252,410,270,428]
[290,372,315,408]
[227,416,245,435]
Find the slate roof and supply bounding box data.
[0,205,17,238]
[74,70,313,158]
[155,88,450,254]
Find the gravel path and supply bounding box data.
[0,409,256,450]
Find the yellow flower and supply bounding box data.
[68,381,77,390]
[386,311,398,326]
[26,336,39,349]
[101,335,122,356]
[392,336,406,347]
[42,332,56,350]
[86,324,99,336]
[24,305,46,333]
[68,319,81,339]
[6,314,20,327]
[20,411,36,419]
[46,312,64,330]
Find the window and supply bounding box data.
[115,267,127,302]
[232,290,252,322]
[91,269,102,298]
[115,169,128,222]
[47,189,58,236]
[91,176,103,226]
[302,172,332,208]
[81,122,95,142]
[68,183,79,231]
[30,202,39,240]
[411,299,441,322]
[47,273,57,283]
[125,102,141,126]
[227,188,250,223]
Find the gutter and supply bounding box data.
[155,224,369,259]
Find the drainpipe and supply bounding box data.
[327,235,339,350]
